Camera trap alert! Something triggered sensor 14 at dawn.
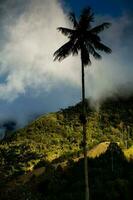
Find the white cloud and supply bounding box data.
[0,0,132,126]
[0,0,81,101]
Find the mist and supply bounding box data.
[0,0,133,128]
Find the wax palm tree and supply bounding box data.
[54,6,111,200]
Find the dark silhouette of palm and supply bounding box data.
[54,6,111,200]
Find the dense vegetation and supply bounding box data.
[0,96,133,199]
[0,143,133,200]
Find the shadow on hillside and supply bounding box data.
[0,142,133,200]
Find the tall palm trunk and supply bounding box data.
[54,8,111,200]
[81,56,89,200]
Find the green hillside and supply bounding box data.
[0,96,133,184]
[0,96,133,200]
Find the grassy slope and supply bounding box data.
[124,145,133,159]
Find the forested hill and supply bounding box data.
[11,95,133,147]
[0,97,133,171]
[0,95,133,165]
[0,95,133,200]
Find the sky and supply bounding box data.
[65,0,133,16]
[0,0,133,130]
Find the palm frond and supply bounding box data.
[57,27,75,37]
[79,7,94,29]
[87,44,102,59]
[93,42,112,54]
[71,39,81,55]
[53,40,75,61]
[81,45,91,66]
[87,32,101,43]
[69,12,78,28]
[90,23,111,34]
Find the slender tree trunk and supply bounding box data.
[81,57,89,200]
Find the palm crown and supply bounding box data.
[54,7,112,65]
